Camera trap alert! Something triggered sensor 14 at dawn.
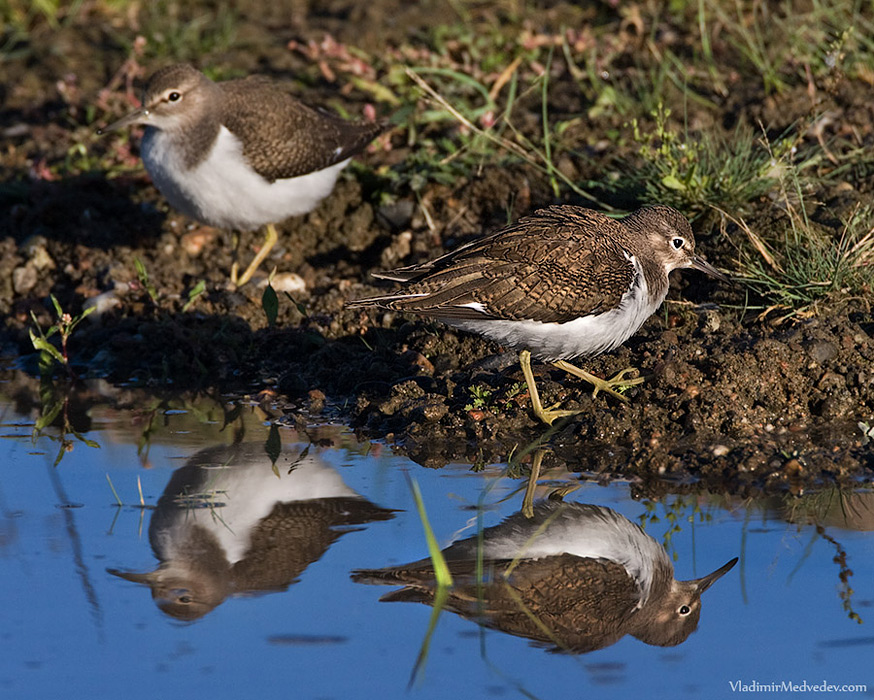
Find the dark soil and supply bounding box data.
[1,1,872,496]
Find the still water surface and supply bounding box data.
[1,378,872,699]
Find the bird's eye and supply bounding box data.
[678,604,691,616]
[672,237,685,250]
[167,91,181,102]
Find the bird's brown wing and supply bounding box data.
[352,206,636,324]
[355,554,640,653]
[221,76,385,182]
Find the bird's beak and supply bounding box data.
[96,107,149,136]
[689,557,738,594]
[690,254,730,283]
[107,567,158,585]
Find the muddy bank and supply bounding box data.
[1,2,873,494]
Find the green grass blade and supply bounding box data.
[407,584,450,688]
[408,476,453,588]
[106,473,123,506]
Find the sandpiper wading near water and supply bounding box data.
[349,204,728,424]
[99,63,385,287]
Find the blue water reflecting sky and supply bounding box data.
[1,396,872,700]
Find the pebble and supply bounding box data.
[261,272,306,293]
[83,290,121,317]
[808,341,838,364]
[12,265,37,294]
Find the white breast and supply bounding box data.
[142,125,349,230]
[481,506,671,607]
[154,451,359,565]
[453,254,661,361]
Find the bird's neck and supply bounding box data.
[147,111,223,172]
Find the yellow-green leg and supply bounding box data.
[231,222,279,287]
[521,449,544,519]
[519,350,645,425]
[519,350,584,426]
[551,360,643,403]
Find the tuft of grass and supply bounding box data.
[617,104,805,218]
[117,0,238,63]
[733,201,874,314]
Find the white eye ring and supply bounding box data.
[671,237,685,250]
[167,91,181,102]
[678,604,692,616]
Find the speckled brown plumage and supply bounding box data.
[230,497,396,593]
[349,205,693,324]
[370,554,642,653]
[353,501,737,653]
[140,64,386,179]
[100,63,388,286]
[108,443,396,620]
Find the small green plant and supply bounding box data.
[129,0,238,63]
[261,278,278,327]
[621,104,786,217]
[181,279,206,312]
[133,258,159,303]
[464,384,493,411]
[29,295,95,375]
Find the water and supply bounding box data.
[1,375,872,699]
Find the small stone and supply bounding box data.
[817,371,845,390]
[712,444,730,457]
[808,341,838,364]
[180,228,215,256]
[262,272,306,294]
[83,290,121,318]
[784,458,804,477]
[403,350,434,374]
[307,389,326,413]
[12,265,37,294]
[29,245,55,271]
[699,310,721,333]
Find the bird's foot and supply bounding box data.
[519,350,583,426]
[551,360,644,404]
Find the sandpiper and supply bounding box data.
[109,442,394,620]
[353,501,737,652]
[99,63,386,286]
[348,204,728,424]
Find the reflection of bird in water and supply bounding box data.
[353,501,736,653]
[109,442,394,620]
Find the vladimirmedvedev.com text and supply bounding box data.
[730,681,867,693]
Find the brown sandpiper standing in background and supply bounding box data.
[348,204,728,424]
[353,500,738,653]
[99,63,386,287]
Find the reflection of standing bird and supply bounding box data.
[353,501,736,652]
[109,443,394,620]
[349,205,727,424]
[99,63,386,286]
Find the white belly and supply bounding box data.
[142,125,349,230]
[154,448,360,565]
[453,257,660,361]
